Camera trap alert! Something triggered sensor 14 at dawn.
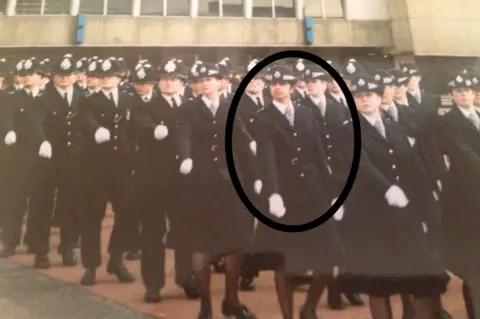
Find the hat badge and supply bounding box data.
[466,80,472,86]
[247,59,257,72]
[60,58,71,70]
[16,61,23,71]
[200,66,206,73]
[456,75,463,83]
[102,59,112,71]
[165,60,176,73]
[134,63,143,71]
[76,60,82,69]
[368,83,377,90]
[473,78,478,84]
[374,74,381,81]
[402,67,408,72]
[88,62,96,72]
[274,71,281,78]
[137,68,146,79]
[346,63,355,74]
[296,62,305,71]
[24,59,32,70]
[305,69,310,75]
[358,78,365,86]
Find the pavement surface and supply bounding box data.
[1,209,469,319]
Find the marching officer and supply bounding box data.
[291,59,308,104]
[84,58,103,97]
[74,57,89,95]
[77,57,136,286]
[28,55,83,269]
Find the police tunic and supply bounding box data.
[176,97,259,254]
[252,103,344,275]
[335,116,448,297]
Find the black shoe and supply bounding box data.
[0,247,15,258]
[327,282,347,310]
[62,248,78,267]
[80,269,96,286]
[221,300,256,319]
[182,275,200,299]
[106,260,135,283]
[144,289,161,303]
[125,250,140,261]
[212,257,226,273]
[197,308,212,319]
[239,277,256,291]
[345,292,364,306]
[34,255,51,269]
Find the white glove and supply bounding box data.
[254,180,262,194]
[331,198,344,221]
[154,125,169,140]
[4,131,16,146]
[437,180,442,192]
[432,190,439,202]
[38,141,52,159]
[268,193,286,218]
[180,158,193,175]
[249,141,257,156]
[94,127,110,144]
[385,185,409,208]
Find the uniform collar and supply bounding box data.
[272,99,294,114]
[246,92,263,106]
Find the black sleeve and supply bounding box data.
[255,115,280,196]
[79,96,102,141]
[177,104,193,161]
[0,91,14,138]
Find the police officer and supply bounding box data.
[84,58,103,97]
[77,57,136,286]
[74,57,89,95]
[291,59,308,104]
[28,55,84,269]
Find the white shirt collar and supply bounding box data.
[272,100,294,115]
[309,94,326,107]
[162,93,181,107]
[102,87,119,105]
[330,92,346,104]
[56,86,74,104]
[202,95,220,108]
[394,98,409,106]
[141,90,153,102]
[14,83,23,90]
[24,87,39,97]
[458,105,478,119]
[361,112,383,127]
[246,92,263,106]
[295,87,306,98]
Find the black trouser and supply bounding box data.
[138,183,168,291]
[28,163,79,256]
[80,167,134,269]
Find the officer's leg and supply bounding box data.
[140,184,166,303]
[1,186,27,257]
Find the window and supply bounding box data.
[107,0,132,15]
[140,0,189,16]
[198,0,219,16]
[252,0,272,17]
[0,0,7,14]
[274,0,294,18]
[304,0,344,18]
[79,0,105,14]
[15,0,43,14]
[222,0,243,17]
[44,0,71,14]
[140,0,164,15]
[166,0,189,16]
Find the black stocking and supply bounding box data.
[274,270,294,319]
[193,252,212,312]
[369,296,393,319]
[224,253,244,306]
[301,272,330,317]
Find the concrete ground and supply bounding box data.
[1,211,469,319]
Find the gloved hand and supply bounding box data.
[180,158,193,175]
[249,141,257,155]
[385,185,409,208]
[38,141,52,159]
[154,125,169,140]
[94,127,110,144]
[331,198,344,221]
[268,193,286,218]
[4,131,16,146]
[254,180,262,194]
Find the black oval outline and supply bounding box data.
[224,50,362,233]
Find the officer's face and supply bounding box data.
[296,79,306,89]
[407,75,421,90]
[135,83,154,96]
[475,91,480,106]
[201,76,220,96]
[14,75,23,85]
[393,84,407,100]
[190,81,203,95]
[306,79,327,97]
[451,88,475,107]
[23,73,41,87]
[219,78,230,91]
[76,72,87,82]
[246,78,265,94]
[327,81,341,93]
[270,81,293,101]
[54,74,76,88]
[354,92,381,115]
[159,77,181,95]
[87,77,100,88]
[382,85,395,104]
[101,75,121,89]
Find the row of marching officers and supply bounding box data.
[1,51,480,319]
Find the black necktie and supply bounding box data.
[256,96,263,108]
[64,92,69,106]
[171,97,178,108]
[110,92,116,106]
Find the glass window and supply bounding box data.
[198,0,219,16]
[274,0,294,17]
[44,0,71,14]
[79,0,105,14]
[166,0,189,16]
[252,0,272,18]
[140,0,164,16]
[15,0,43,14]
[222,0,243,17]
[107,0,132,14]
[0,0,7,14]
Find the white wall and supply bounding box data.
[344,0,389,20]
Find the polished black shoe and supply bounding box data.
[197,308,212,319]
[62,248,78,267]
[212,256,226,273]
[239,277,256,291]
[34,255,51,269]
[125,250,140,261]
[345,292,364,306]
[327,283,347,310]
[144,289,161,303]
[80,269,96,286]
[182,275,200,299]
[0,247,15,258]
[221,300,256,319]
[106,260,135,283]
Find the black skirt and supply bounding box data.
[179,177,255,255]
[253,201,344,275]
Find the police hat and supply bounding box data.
[246,58,266,78]
[86,59,102,78]
[389,69,409,86]
[447,73,475,90]
[158,59,185,79]
[132,64,156,84]
[400,63,421,77]
[75,57,88,72]
[342,58,364,79]
[20,57,44,76]
[196,63,222,79]
[350,74,383,95]
[372,70,395,86]
[188,61,203,82]
[471,74,480,91]
[304,64,329,81]
[264,65,296,83]
[52,56,76,75]
[98,58,122,77]
[326,60,344,78]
